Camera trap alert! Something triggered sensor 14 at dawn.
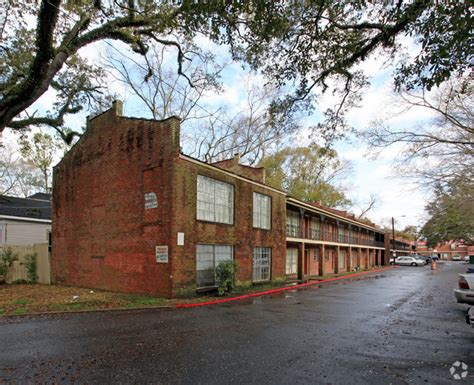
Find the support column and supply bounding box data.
[320,244,325,276]
[297,243,304,281]
[348,247,352,271]
[335,245,340,274]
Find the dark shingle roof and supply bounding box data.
[28,193,52,201]
[0,195,51,221]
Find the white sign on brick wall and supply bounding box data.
[145,192,158,209]
[155,246,168,263]
[177,232,184,246]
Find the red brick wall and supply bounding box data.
[170,156,287,294]
[52,105,180,297]
[52,104,287,297]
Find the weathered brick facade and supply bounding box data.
[52,102,286,297]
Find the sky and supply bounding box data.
[1,32,438,232]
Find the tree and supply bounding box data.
[104,42,224,122]
[106,45,298,164]
[259,145,351,208]
[420,178,474,247]
[0,144,44,197]
[189,79,299,165]
[19,132,64,193]
[363,75,474,185]
[0,1,471,142]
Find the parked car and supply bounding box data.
[452,255,462,261]
[414,255,431,265]
[431,254,439,261]
[454,274,474,305]
[463,255,470,262]
[394,256,425,267]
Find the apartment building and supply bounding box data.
[52,102,387,297]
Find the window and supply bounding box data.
[309,218,320,240]
[286,211,300,237]
[314,248,319,262]
[197,175,234,224]
[286,248,298,274]
[339,250,345,269]
[253,193,271,229]
[196,244,233,288]
[253,247,271,282]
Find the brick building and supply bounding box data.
[52,102,286,297]
[52,102,386,297]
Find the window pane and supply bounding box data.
[253,193,271,229]
[196,244,234,288]
[253,247,271,282]
[197,176,234,224]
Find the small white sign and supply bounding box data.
[155,246,168,263]
[145,192,158,209]
[177,232,184,246]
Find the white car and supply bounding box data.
[454,274,474,305]
[394,256,425,267]
[452,255,462,261]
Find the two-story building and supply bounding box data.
[285,201,386,279]
[52,102,387,297]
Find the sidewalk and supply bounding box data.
[177,265,397,308]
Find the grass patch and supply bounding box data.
[122,295,167,308]
[13,308,27,316]
[12,298,29,305]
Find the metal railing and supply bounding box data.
[286,222,384,247]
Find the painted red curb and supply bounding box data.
[176,266,397,308]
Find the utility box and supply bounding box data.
[469,255,474,264]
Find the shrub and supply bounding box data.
[24,253,38,283]
[0,247,18,283]
[215,260,238,296]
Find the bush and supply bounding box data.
[24,253,38,283]
[215,260,238,296]
[0,247,18,282]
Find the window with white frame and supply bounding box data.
[253,192,271,229]
[253,247,271,282]
[196,244,233,288]
[286,248,298,274]
[197,175,234,224]
[286,211,300,237]
[339,250,346,269]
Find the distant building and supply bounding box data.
[0,193,51,245]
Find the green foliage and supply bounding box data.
[259,145,351,208]
[19,132,64,193]
[23,253,38,284]
[0,247,19,281]
[1,1,471,143]
[215,260,238,296]
[421,178,474,247]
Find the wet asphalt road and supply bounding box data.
[1,263,473,385]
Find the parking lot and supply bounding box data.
[1,262,473,384]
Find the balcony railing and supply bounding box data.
[286,221,384,247]
[286,224,300,238]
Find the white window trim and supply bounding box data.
[196,175,234,225]
[286,248,298,275]
[196,244,234,288]
[253,247,271,282]
[253,192,271,230]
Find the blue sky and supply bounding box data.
[1,35,435,231]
